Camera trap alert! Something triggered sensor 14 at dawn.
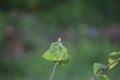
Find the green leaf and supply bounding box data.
[99,74,110,80]
[42,42,71,64]
[109,51,120,57]
[108,58,118,70]
[93,63,105,75]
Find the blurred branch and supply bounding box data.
[91,58,120,80]
[50,62,59,80]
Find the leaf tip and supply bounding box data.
[58,37,62,42]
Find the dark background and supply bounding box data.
[0,0,120,80]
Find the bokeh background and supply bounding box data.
[0,0,120,80]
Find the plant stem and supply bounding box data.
[91,58,120,80]
[50,62,59,80]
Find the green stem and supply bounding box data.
[91,58,120,80]
[50,62,59,80]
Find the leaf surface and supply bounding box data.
[93,63,105,75]
[42,42,71,64]
[108,58,118,70]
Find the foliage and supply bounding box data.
[93,63,105,75]
[92,51,120,80]
[42,42,71,64]
[0,11,120,80]
[42,38,71,80]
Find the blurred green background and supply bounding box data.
[0,0,120,80]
